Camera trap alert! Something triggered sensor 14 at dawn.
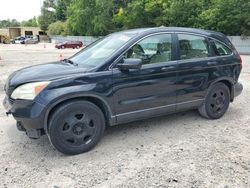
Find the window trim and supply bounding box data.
[175,33,212,61]
[109,31,235,70]
[210,39,234,57]
[175,32,235,62]
[109,32,175,70]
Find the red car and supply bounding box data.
[55,41,83,49]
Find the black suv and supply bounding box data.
[3,27,243,155]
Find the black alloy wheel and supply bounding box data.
[48,100,105,155]
[199,82,230,119]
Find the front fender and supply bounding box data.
[35,78,114,132]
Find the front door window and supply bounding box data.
[123,34,172,65]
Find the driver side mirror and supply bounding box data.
[116,58,142,70]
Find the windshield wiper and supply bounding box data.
[62,58,78,66]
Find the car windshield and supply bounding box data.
[70,33,133,68]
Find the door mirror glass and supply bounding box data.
[116,58,142,70]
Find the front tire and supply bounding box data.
[48,100,105,155]
[199,83,230,119]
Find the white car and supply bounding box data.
[12,36,26,44]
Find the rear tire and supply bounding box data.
[48,100,105,155]
[199,83,230,119]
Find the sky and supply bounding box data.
[0,0,44,21]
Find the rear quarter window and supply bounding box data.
[213,40,233,56]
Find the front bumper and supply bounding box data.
[234,82,243,98]
[2,96,46,138]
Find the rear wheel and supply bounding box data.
[76,45,80,49]
[61,45,65,49]
[199,83,230,119]
[48,100,105,155]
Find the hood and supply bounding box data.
[8,62,88,88]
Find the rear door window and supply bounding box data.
[178,34,209,60]
[213,41,233,56]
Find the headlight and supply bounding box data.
[11,81,50,100]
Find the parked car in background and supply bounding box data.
[3,27,243,155]
[55,41,83,49]
[12,36,26,44]
[21,38,39,44]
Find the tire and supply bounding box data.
[76,46,80,49]
[198,82,230,119]
[48,100,105,155]
[61,45,65,49]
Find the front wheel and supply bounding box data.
[199,83,230,119]
[48,100,105,155]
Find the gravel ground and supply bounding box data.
[0,44,249,188]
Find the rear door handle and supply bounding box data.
[207,61,217,65]
[161,66,175,71]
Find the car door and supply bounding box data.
[175,33,214,111]
[111,33,178,124]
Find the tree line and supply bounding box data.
[1,0,250,36]
[0,17,38,28]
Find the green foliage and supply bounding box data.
[113,0,250,36]
[67,0,114,36]
[2,0,250,36]
[48,21,68,35]
[198,0,250,36]
[38,0,250,36]
[0,19,20,28]
[38,0,57,31]
[56,0,72,21]
[21,17,38,27]
[167,0,203,27]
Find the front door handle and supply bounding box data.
[207,61,217,65]
[161,66,175,71]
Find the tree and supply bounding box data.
[21,17,38,27]
[56,0,73,21]
[48,21,68,35]
[38,0,57,31]
[166,0,203,27]
[0,19,20,28]
[92,0,115,35]
[198,0,250,35]
[113,0,170,29]
[38,0,250,36]
[67,0,114,36]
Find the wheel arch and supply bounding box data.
[44,95,114,133]
[208,77,234,102]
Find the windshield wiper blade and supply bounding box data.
[62,58,78,66]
